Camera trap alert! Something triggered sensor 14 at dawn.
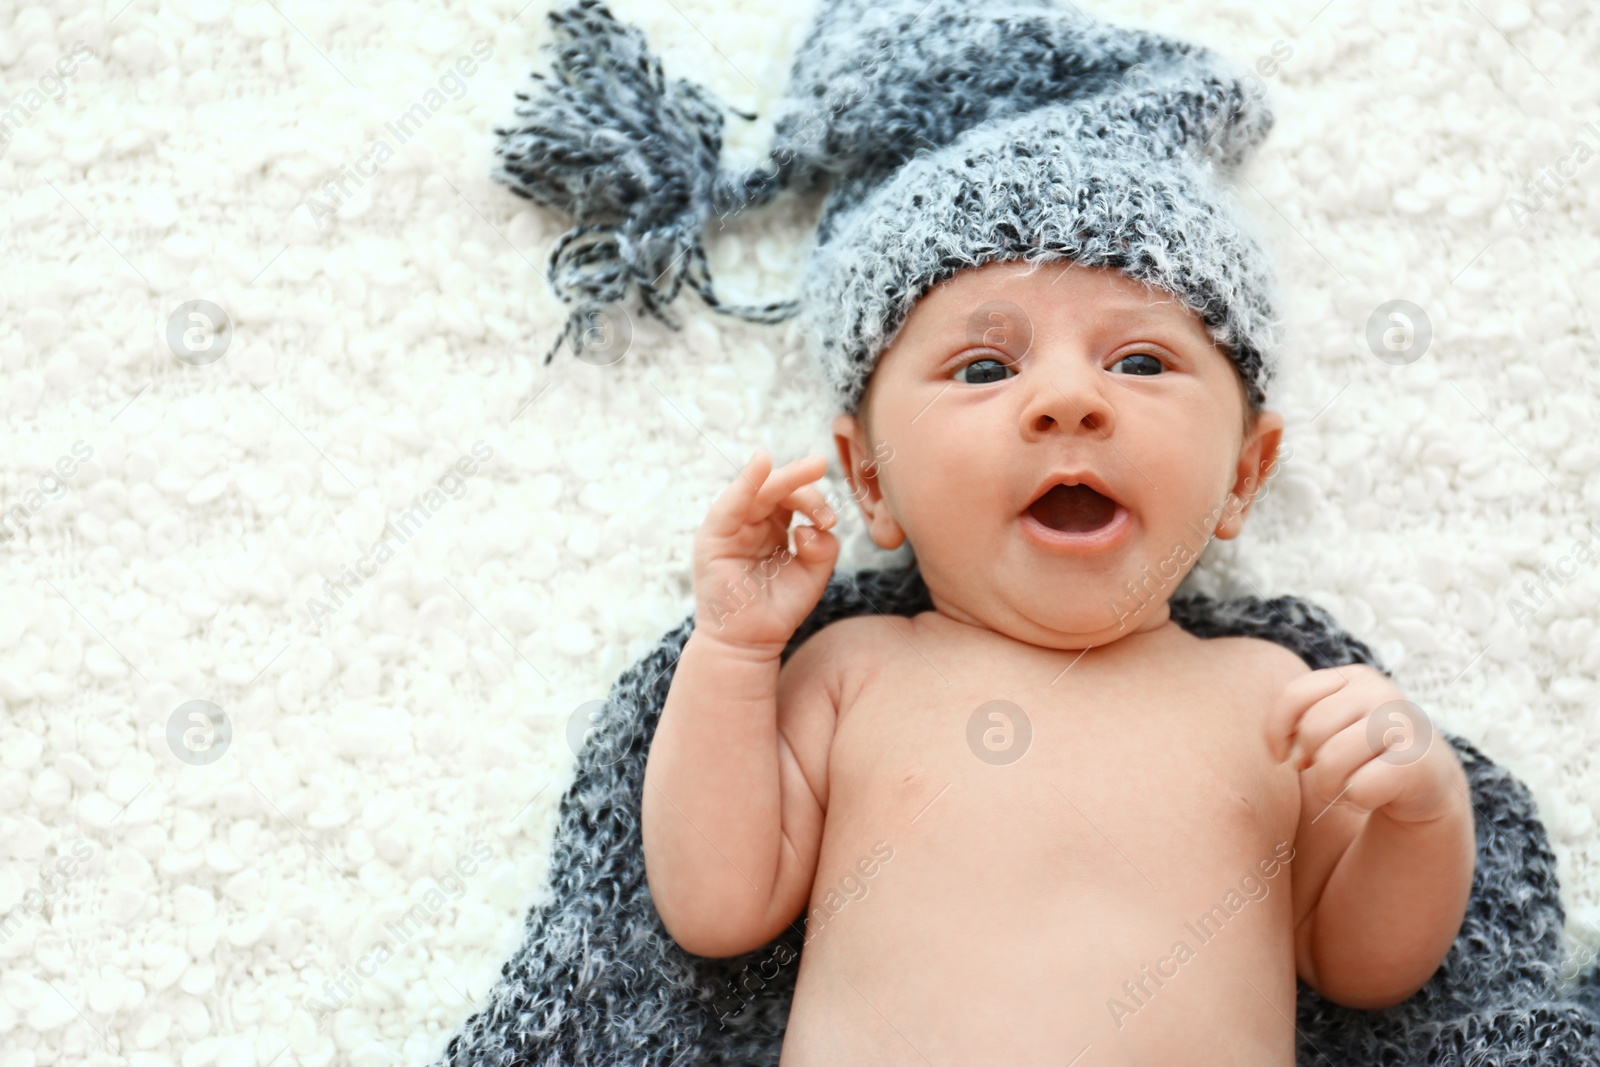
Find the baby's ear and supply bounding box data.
[1216,409,1286,540]
[831,413,905,550]
[831,412,878,511]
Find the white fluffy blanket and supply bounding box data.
[1,0,1596,1063]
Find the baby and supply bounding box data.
[640,257,1477,1064]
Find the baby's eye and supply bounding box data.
[1108,352,1165,376]
[954,355,1015,385]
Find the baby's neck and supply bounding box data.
[920,591,1179,652]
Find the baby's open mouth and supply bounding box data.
[1026,483,1120,533]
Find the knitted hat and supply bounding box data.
[492,0,1284,414]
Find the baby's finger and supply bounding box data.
[734,455,828,534]
[786,524,840,601]
[1289,681,1393,768]
[791,523,839,562]
[1300,717,1400,816]
[702,448,774,539]
[1334,757,1412,818]
[780,484,836,530]
[752,453,829,518]
[1264,668,1350,763]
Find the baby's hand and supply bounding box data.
[1265,665,1459,824]
[691,448,839,655]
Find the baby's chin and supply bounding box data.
[935,581,1177,650]
[1030,603,1174,649]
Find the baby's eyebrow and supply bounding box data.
[938,301,1198,350]
[1076,294,1190,323]
[1102,308,1208,344]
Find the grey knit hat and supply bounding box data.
[492,0,1284,414]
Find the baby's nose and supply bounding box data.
[1019,361,1115,437]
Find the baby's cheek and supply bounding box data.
[1120,452,1191,521]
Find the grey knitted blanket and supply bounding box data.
[434,563,1600,1065]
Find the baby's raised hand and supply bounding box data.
[691,448,839,655]
[1265,665,1460,824]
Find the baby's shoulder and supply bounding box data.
[775,615,897,733]
[786,612,898,668]
[1200,633,1314,686]
[779,612,910,697]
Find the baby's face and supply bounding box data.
[832,260,1284,650]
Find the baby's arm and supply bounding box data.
[642,623,843,957]
[1267,666,1476,1009]
[641,449,841,958]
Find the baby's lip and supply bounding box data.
[1019,498,1131,552]
[1021,469,1126,514]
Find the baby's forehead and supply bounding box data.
[961,259,1182,305]
[907,259,1212,345]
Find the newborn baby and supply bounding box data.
[641,258,1477,1065]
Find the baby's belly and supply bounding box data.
[780,691,1300,1065]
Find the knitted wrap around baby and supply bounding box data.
[431,563,1600,1066]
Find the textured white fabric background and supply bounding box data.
[2,0,1598,1064]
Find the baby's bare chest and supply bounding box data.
[782,619,1305,1064]
[825,623,1299,871]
